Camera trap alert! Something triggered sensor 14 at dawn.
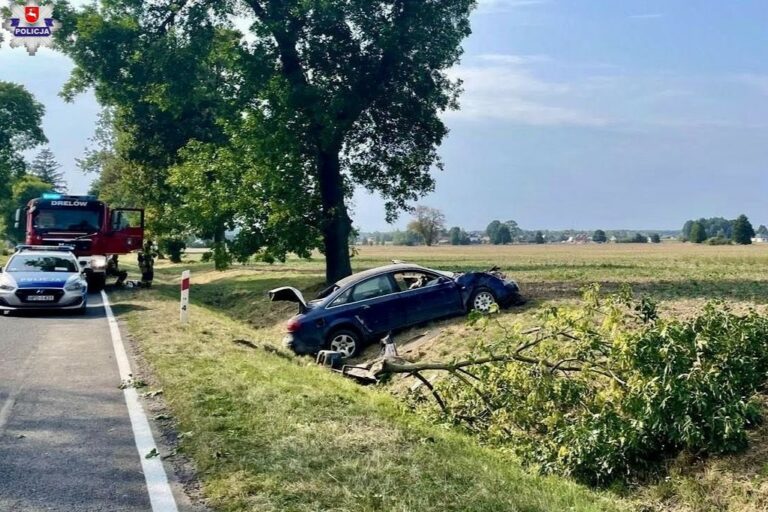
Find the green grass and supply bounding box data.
[111,243,768,511]
[111,285,620,512]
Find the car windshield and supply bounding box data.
[32,208,101,232]
[7,255,77,273]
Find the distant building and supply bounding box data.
[752,235,768,243]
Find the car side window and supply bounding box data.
[392,271,442,291]
[350,275,395,302]
[329,288,352,307]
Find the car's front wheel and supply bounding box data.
[469,287,498,314]
[327,329,361,359]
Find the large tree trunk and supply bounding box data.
[318,149,352,283]
[213,223,226,271]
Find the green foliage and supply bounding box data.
[732,214,755,245]
[0,82,47,202]
[430,287,768,485]
[407,206,446,246]
[593,229,607,243]
[486,220,501,244]
[59,0,476,283]
[649,233,661,243]
[28,148,66,192]
[2,175,51,243]
[448,226,471,246]
[497,225,512,244]
[683,217,733,241]
[705,236,732,246]
[159,238,186,264]
[534,231,545,244]
[689,222,707,243]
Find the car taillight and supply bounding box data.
[286,317,301,333]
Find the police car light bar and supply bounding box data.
[15,245,76,253]
[41,193,62,200]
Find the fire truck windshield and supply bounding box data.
[32,208,102,232]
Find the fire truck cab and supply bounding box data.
[16,194,144,292]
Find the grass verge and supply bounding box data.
[110,283,621,512]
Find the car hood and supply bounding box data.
[268,286,309,313]
[8,271,78,289]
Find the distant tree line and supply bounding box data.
[681,215,756,245]
[357,208,667,247]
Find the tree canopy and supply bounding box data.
[407,206,446,247]
[57,0,476,282]
[29,148,67,192]
[0,82,47,202]
[732,214,755,245]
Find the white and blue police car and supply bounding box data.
[0,245,88,315]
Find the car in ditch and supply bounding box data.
[0,245,88,315]
[269,263,523,358]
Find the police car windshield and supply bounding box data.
[33,208,101,232]
[8,255,77,273]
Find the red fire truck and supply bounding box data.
[15,194,144,291]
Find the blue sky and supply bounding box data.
[2,0,767,232]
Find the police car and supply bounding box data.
[0,245,88,315]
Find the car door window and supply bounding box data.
[329,288,352,307]
[392,271,442,292]
[351,275,395,302]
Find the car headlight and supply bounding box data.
[65,281,85,292]
[90,255,107,270]
[0,276,16,292]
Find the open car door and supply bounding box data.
[108,208,144,253]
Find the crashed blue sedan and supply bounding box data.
[269,263,523,358]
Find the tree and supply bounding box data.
[486,220,502,244]
[2,175,51,243]
[534,231,546,244]
[732,214,755,245]
[504,220,522,242]
[689,221,707,243]
[28,148,66,192]
[592,229,607,243]
[757,225,768,237]
[407,206,445,247]
[0,82,46,203]
[449,226,462,246]
[497,225,512,244]
[59,0,476,283]
[650,233,661,243]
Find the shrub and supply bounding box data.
[159,238,187,263]
[705,236,732,245]
[420,287,768,485]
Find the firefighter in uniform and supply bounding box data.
[137,241,156,288]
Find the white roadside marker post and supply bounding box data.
[180,270,190,324]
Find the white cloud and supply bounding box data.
[447,56,608,126]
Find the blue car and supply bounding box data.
[269,263,523,358]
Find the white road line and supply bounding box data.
[101,290,179,512]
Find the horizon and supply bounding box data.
[2,0,767,233]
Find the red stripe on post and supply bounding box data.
[181,278,190,291]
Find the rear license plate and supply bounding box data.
[27,295,55,302]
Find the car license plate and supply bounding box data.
[27,295,55,302]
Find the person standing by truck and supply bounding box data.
[137,241,156,288]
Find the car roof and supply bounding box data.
[335,263,433,288]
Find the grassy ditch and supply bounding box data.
[109,280,621,512]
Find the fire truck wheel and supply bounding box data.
[87,274,106,293]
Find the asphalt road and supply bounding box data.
[0,294,170,511]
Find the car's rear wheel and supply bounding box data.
[327,329,360,359]
[470,287,498,314]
